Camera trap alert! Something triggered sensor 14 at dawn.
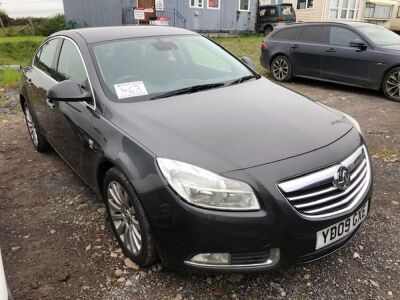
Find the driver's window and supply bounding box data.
[329,27,361,46]
[56,39,88,91]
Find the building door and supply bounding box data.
[221,0,237,31]
[236,0,252,31]
[137,0,156,23]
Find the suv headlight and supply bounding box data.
[157,158,260,211]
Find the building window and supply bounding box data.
[364,3,392,19]
[297,0,313,9]
[190,0,203,8]
[239,0,250,11]
[397,6,400,18]
[207,0,220,9]
[329,0,359,19]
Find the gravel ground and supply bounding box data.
[0,79,399,300]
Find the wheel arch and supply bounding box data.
[380,64,400,90]
[96,158,117,198]
[269,52,290,69]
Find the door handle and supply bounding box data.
[26,78,32,86]
[292,44,299,49]
[46,98,55,109]
[325,48,336,53]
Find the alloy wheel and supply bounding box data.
[385,71,400,99]
[25,108,38,147]
[107,181,142,254]
[272,58,289,81]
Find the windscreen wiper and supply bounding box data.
[150,83,226,100]
[227,75,256,86]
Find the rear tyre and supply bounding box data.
[383,67,400,102]
[271,55,293,82]
[264,25,273,36]
[23,104,50,152]
[103,167,157,267]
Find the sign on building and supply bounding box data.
[155,0,164,11]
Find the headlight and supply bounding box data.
[342,112,363,135]
[157,158,260,211]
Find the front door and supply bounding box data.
[291,25,328,78]
[47,38,94,173]
[321,26,373,87]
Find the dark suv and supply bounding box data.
[258,4,296,36]
[260,21,400,101]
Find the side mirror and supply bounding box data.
[47,80,91,102]
[349,39,367,50]
[241,56,255,69]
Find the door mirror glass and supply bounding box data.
[47,80,91,102]
[349,39,367,50]
[241,56,255,69]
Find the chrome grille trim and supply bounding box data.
[278,145,371,219]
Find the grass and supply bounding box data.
[0,36,45,66]
[211,35,269,76]
[0,69,22,88]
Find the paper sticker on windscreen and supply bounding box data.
[114,81,148,99]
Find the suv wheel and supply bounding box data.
[264,25,273,36]
[103,167,157,267]
[383,67,400,102]
[23,104,50,152]
[271,55,292,82]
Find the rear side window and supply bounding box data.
[329,27,360,46]
[36,39,59,77]
[56,39,88,89]
[299,26,327,43]
[273,27,301,40]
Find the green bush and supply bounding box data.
[39,15,66,36]
[0,9,11,27]
[9,17,45,27]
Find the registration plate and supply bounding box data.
[315,201,368,250]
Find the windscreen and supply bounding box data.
[358,25,400,45]
[92,35,253,100]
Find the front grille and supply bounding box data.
[230,250,270,265]
[278,145,371,219]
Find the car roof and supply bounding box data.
[53,26,197,44]
[279,21,372,28]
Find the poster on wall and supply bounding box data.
[155,0,164,11]
[134,7,145,20]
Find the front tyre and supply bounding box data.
[383,67,400,102]
[23,104,50,152]
[103,167,157,267]
[271,55,293,82]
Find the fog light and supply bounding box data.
[190,253,230,265]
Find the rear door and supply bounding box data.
[321,25,374,87]
[47,38,95,173]
[26,38,61,135]
[291,25,328,77]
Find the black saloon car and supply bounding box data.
[20,26,372,272]
[261,21,400,101]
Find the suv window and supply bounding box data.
[329,26,360,46]
[36,39,59,77]
[56,39,88,89]
[273,27,301,40]
[299,26,327,43]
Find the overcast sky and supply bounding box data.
[0,0,64,18]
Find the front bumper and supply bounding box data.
[140,131,373,272]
